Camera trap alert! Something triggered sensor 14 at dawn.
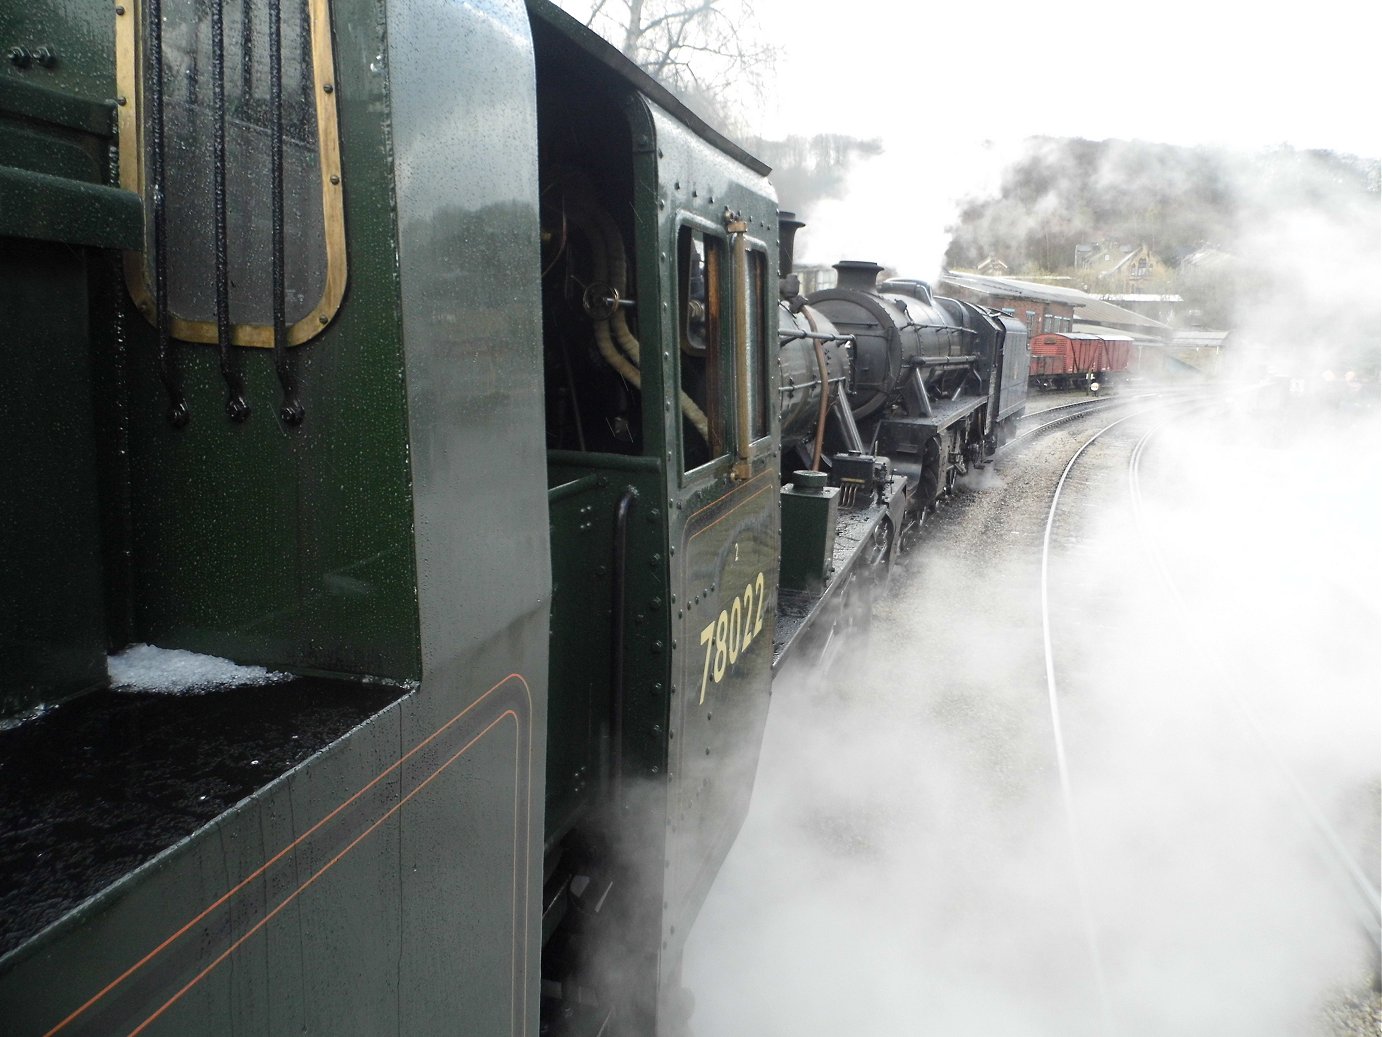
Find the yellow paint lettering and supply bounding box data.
[713,611,729,683]
[740,581,755,651]
[699,620,716,705]
[728,597,742,664]
[753,570,766,638]
[694,569,769,705]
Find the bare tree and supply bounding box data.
[565,0,775,131]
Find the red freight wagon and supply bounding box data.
[1029,333,1074,377]
[1029,333,1134,390]
[1103,335,1132,372]
[1070,335,1108,374]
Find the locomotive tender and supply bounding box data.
[0,1,1027,1034]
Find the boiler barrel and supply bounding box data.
[778,302,850,450]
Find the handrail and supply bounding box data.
[725,210,752,481]
[609,485,639,806]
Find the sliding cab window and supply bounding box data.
[118,0,345,345]
[746,247,771,445]
[678,227,727,472]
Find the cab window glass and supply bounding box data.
[747,248,769,442]
[678,227,726,471]
[121,0,344,344]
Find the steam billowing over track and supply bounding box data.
[686,387,1380,1036]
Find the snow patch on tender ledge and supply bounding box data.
[108,643,290,695]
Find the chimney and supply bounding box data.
[778,211,806,303]
[834,260,883,291]
[778,211,805,279]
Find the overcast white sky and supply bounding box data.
[749,0,1380,157]
[557,0,1381,278]
[561,0,1380,156]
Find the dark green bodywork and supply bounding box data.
[0,57,128,716]
[1,0,548,1032]
[529,11,779,1022]
[1,0,423,708]
[0,0,786,1032]
[780,474,842,591]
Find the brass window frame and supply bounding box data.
[744,242,771,447]
[677,221,727,473]
[115,0,347,347]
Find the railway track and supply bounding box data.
[1013,387,1209,445]
[1036,397,1380,1031]
[1126,419,1382,970]
[1036,404,1180,1034]
[687,388,1378,1034]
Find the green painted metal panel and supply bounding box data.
[387,0,550,1029]
[0,77,115,136]
[780,473,841,591]
[0,164,141,248]
[0,237,107,717]
[1,0,551,1033]
[644,101,782,977]
[0,23,118,718]
[0,0,116,105]
[112,0,421,681]
[545,471,616,844]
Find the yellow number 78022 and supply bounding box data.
[698,571,766,704]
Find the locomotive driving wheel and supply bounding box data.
[858,517,894,623]
[865,515,894,569]
[898,504,927,552]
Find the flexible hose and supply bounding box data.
[570,201,646,394]
[567,197,709,440]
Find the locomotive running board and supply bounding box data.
[769,478,906,676]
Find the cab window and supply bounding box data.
[678,226,726,471]
[747,248,770,442]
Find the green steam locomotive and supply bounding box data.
[0,1,1024,1033]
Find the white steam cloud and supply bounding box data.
[684,396,1379,1034]
[790,138,1024,283]
[684,153,1380,1032]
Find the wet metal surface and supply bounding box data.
[0,676,403,958]
[772,503,886,672]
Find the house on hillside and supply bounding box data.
[976,256,1010,276]
[1074,242,1166,293]
[1180,244,1233,270]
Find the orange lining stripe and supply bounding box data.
[687,481,773,543]
[686,470,773,526]
[44,674,531,1037]
[125,711,521,1037]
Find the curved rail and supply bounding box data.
[1041,400,1380,1027]
[1014,389,1204,447]
[1127,421,1382,963]
[1038,414,1145,1034]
